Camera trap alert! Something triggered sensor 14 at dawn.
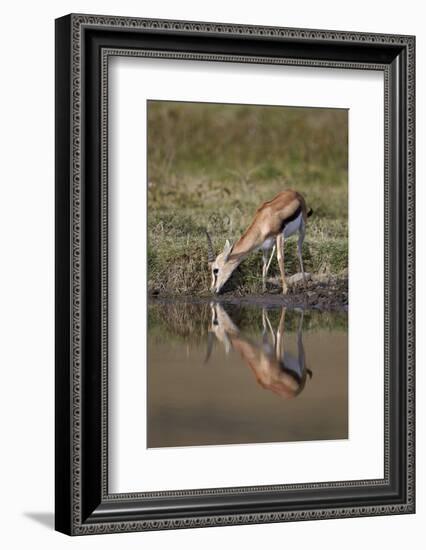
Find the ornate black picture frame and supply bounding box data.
[55,13,415,535]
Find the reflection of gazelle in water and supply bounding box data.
[206,304,312,399]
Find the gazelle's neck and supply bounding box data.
[229,227,262,263]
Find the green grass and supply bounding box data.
[147,101,348,295]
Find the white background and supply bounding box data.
[0,0,422,548]
[110,59,384,493]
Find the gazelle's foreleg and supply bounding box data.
[297,222,306,284]
[262,251,268,293]
[262,308,276,349]
[276,234,288,294]
[266,244,276,273]
[275,307,286,360]
[262,245,276,292]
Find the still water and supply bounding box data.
[147,300,348,448]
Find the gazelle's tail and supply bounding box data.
[307,208,313,218]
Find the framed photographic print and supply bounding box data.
[55,14,415,535]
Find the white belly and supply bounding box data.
[260,212,303,250]
[283,211,303,238]
[261,237,275,250]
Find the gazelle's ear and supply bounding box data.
[223,239,234,262]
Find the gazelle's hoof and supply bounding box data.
[282,286,288,295]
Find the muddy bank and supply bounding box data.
[149,273,348,311]
[288,278,348,310]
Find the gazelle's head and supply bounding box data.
[205,231,237,294]
[205,302,241,363]
[208,303,239,352]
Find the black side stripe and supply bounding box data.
[280,205,302,232]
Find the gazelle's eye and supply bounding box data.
[213,268,219,275]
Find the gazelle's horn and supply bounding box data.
[205,230,215,263]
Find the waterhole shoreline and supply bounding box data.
[149,276,348,312]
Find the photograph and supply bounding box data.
[147,100,349,448]
[52,11,415,536]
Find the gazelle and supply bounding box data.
[206,303,312,399]
[206,189,313,294]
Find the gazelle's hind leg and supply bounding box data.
[297,222,307,285]
[296,309,311,378]
[262,245,276,292]
[276,234,288,295]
